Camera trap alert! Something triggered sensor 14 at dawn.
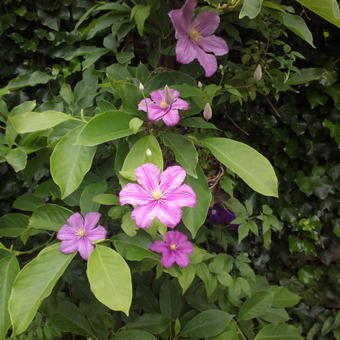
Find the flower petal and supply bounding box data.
[199,35,229,56]
[87,226,107,242]
[176,38,197,64]
[57,225,76,241]
[177,241,193,254]
[147,107,167,121]
[160,165,186,193]
[60,239,79,254]
[150,90,166,103]
[172,98,190,110]
[67,213,84,230]
[166,230,187,244]
[193,11,220,36]
[161,249,176,268]
[175,252,190,267]
[77,238,94,260]
[149,240,168,254]
[119,183,151,206]
[193,45,217,77]
[138,98,154,112]
[162,109,180,127]
[134,163,161,192]
[157,201,182,228]
[131,201,159,229]
[84,212,101,230]
[164,184,196,207]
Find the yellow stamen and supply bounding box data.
[211,209,217,215]
[76,229,86,237]
[159,101,168,109]
[152,189,163,200]
[170,244,177,250]
[189,28,200,42]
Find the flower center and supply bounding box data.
[211,209,217,215]
[189,28,200,42]
[159,101,168,109]
[76,229,86,237]
[170,243,177,250]
[152,189,163,200]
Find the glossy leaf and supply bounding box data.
[271,286,301,307]
[0,213,29,237]
[80,181,107,214]
[239,0,264,19]
[5,148,27,172]
[113,330,157,340]
[131,5,150,36]
[254,323,303,340]
[238,290,273,320]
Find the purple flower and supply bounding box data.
[207,203,237,225]
[119,163,196,229]
[150,231,193,268]
[57,212,107,260]
[138,87,189,126]
[168,0,229,77]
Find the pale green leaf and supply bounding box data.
[238,290,273,320]
[131,5,150,36]
[0,213,29,237]
[5,148,27,172]
[239,0,264,19]
[254,323,303,340]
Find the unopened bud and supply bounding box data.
[139,82,144,91]
[146,148,152,157]
[219,64,224,71]
[164,85,174,105]
[253,64,263,82]
[203,103,213,121]
[198,81,203,88]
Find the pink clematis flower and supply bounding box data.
[57,212,107,260]
[138,86,189,126]
[119,163,196,229]
[150,231,193,268]
[168,0,229,77]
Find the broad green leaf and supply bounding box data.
[0,256,19,339]
[159,279,182,320]
[113,330,157,340]
[260,308,290,323]
[121,212,138,237]
[125,313,169,334]
[3,71,54,91]
[182,165,212,237]
[9,244,75,335]
[131,5,151,36]
[271,286,301,307]
[287,68,325,85]
[92,193,119,205]
[239,0,264,19]
[13,195,44,211]
[177,266,196,293]
[51,126,96,198]
[87,245,132,315]
[28,204,73,231]
[201,137,278,197]
[238,290,273,320]
[10,111,72,134]
[254,323,303,340]
[181,310,233,338]
[180,117,218,130]
[5,148,27,172]
[214,329,239,340]
[77,110,135,146]
[80,181,107,215]
[162,133,198,178]
[0,213,29,237]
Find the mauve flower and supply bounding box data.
[119,163,196,229]
[138,87,189,126]
[168,0,229,77]
[57,212,107,260]
[207,203,237,225]
[150,231,193,268]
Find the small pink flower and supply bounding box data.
[150,231,193,268]
[138,87,189,126]
[57,212,107,260]
[169,0,229,77]
[119,163,196,229]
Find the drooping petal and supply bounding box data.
[160,165,186,193]
[77,238,94,260]
[168,0,197,39]
[193,45,217,77]
[174,251,190,267]
[172,98,190,110]
[119,183,151,206]
[138,98,154,112]
[84,212,101,231]
[60,239,79,254]
[177,241,193,254]
[161,249,176,268]
[162,109,180,127]
[175,38,197,64]
[198,35,229,56]
[164,184,196,207]
[57,226,76,241]
[134,163,161,192]
[131,201,159,229]
[87,226,107,242]
[157,201,182,228]
[150,90,166,104]
[149,240,168,254]
[193,11,220,36]
[67,213,84,231]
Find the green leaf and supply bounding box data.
[182,165,212,237]
[131,5,151,36]
[239,0,264,19]
[28,204,73,231]
[159,279,182,320]
[77,110,135,146]
[0,213,29,237]
[121,212,138,237]
[9,244,75,335]
[201,137,278,197]
[238,223,250,243]
[80,181,107,215]
[3,71,54,91]
[271,286,301,307]
[0,256,19,339]
[254,323,303,340]
[125,313,169,334]
[10,111,72,134]
[162,133,198,178]
[287,68,325,85]
[260,308,290,323]
[180,117,218,130]
[92,193,119,205]
[87,245,132,315]
[177,266,196,293]
[112,330,157,340]
[51,126,96,198]
[181,310,233,338]
[238,290,273,320]
[13,195,44,211]
[5,148,27,172]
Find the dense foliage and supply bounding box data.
[0,0,339,339]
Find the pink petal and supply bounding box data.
[60,239,79,254]
[84,212,101,231]
[138,98,154,112]
[119,183,151,206]
[160,165,186,193]
[164,184,196,207]
[193,11,220,36]
[176,38,197,64]
[131,201,159,229]
[161,250,176,268]
[67,213,84,230]
[198,35,229,56]
[168,0,197,39]
[157,201,182,228]
[150,90,166,103]
[149,240,168,254]
[172,98,190,110]
[77,238,94,260]
[166,230,186,244]
[175,252,190,267]
[87,226,107,242]
[177,241,193,254]
[193,45,217,77]
[147,107,167,122]
[134,163,161,192]
[57,225,76,241]
[162,109,180,127]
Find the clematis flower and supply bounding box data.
[138,86,189,126]
[57,212,107,260]
[150,231,193,268]
[119,163,196,229]
[168,0,229,77]
[207,203,238,229]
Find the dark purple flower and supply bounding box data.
[207,203,239,229]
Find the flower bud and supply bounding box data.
[253,64,263,82]
[198,81,203,88]
[164,85,174,105]
[203,103,213,121]
[139,82,144,91]
[146,148,152,157]
[219,64,224,71]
